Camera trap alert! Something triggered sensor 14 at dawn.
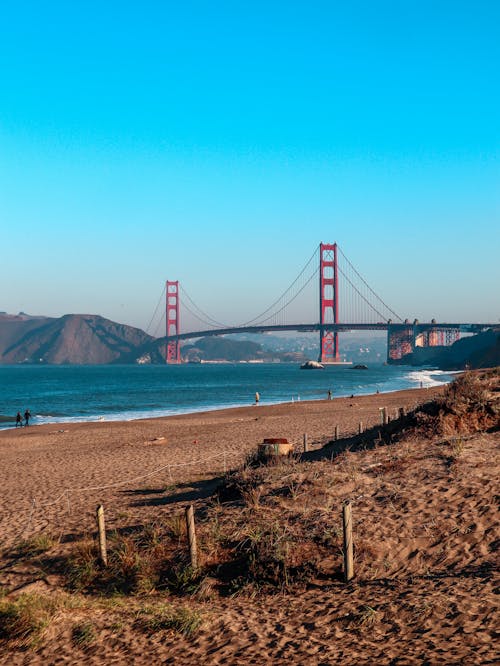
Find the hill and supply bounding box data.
[0,313,55,355]
[182,336,264,362]
[0,314,275,365]
[0,314,160,365]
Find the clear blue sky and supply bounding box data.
[1,1,498,330]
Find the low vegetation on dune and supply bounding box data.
[415,368,499,436]
[0,594,71,649]
[44,371,500,596]
[0,370,498,662]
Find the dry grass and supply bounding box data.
[71,621,97,648]
[62,457,346,595]
[54,370,500,600]
[13,533,58,559]
[0,593,64,648]
[415,371,499,437]
[65,525,199,596]
[134,604,203,637]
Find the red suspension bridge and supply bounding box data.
[147,243,493,364]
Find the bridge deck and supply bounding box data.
[164,322,494,343]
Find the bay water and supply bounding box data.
[0,364,455,429]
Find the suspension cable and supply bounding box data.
[152,311,166,338]
[254,266,320,325]
[337,265,388,322]
[238,244,320,327]
[337,246,402,321]
[179,244,319,331]
[155,244,400,335]
[145,284,166,334]
[179,285,229,329]
[181,298,227,330]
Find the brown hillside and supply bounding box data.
[0,314,157,364]
[0,314,55,358]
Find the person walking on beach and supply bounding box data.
[15,412,22,427]
[255,392,260,405]
[24,409,31,427]
[327,389,332,400]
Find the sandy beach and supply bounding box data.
[0,381,498,665]
[0,387,441,550]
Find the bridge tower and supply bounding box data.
[318,242,340,363]
[166,280,181,363]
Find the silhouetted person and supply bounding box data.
[15,412,22,428]
[327,389,332,400]
[24,409,31,427]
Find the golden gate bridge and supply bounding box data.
[147,243,493,364]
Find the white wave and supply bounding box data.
[16,369,457,429]
[404,369,455,388]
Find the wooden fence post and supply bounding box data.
[335,425,339,441]
[358,421,364,434]
[342,500,354,583]
[303,433,308,453]
[96,504,108,567]
[185,504,198,570]
[382,406,388,425]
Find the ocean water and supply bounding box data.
[0,364,456,429]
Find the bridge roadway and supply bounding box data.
[166,321,493,343]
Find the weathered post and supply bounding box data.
[399,407,406,418]
[303,433,308,453]
[185,505,198,570]
[342,500,354,582]
[96,504,108,567]
[335,425,340,441]
[382,406,388,426]
[358,421,364,434]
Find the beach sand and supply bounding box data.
[0,388,441,550]
[0,384,498,664]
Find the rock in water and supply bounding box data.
[300,360,325,370]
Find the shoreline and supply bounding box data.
[0,384,447,554]
[0,383,447,444]
[0,373,497,665]
[0,369,454,431]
